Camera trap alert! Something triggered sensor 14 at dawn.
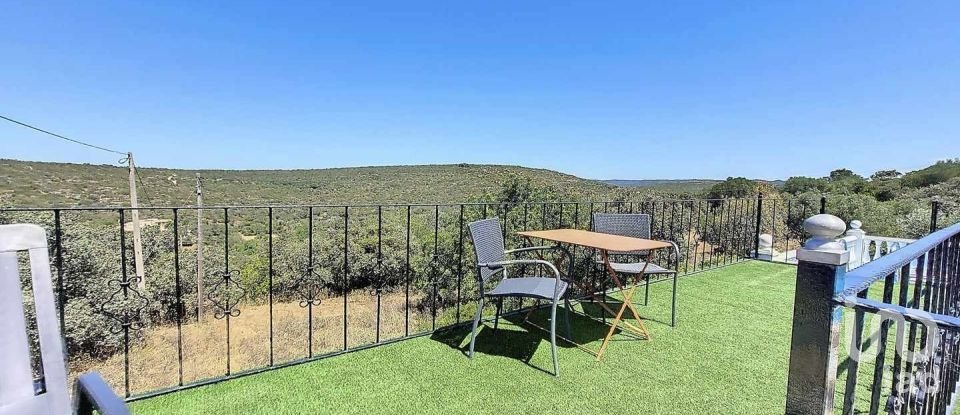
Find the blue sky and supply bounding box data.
[2,1,958,180]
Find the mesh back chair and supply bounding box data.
[591,213,681,326]
[592,213,653,256]
[467,218,571,376]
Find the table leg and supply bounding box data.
[595,281,649,360]
[593,251,651,360]
[514,237,657,361]
[596,285,632,360]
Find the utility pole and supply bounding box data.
[127,152,146,289]
[196,174,204,320]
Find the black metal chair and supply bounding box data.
[467,218,572,376]
[591,213,680,326]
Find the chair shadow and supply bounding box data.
[430,303,618,374]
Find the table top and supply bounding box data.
[517,229,672,252]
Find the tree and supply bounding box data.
[782,176,828,195]
[870,169,902,180]
[497,175,535,205]
[828,169,860,182]
[704,177,757,200]
[867,169,903,201]
[824,169,869,194]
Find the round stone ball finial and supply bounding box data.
[803,214,847,251]
[849,220,862,230]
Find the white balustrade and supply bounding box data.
[758,218,917,271]
[841,220,917,280]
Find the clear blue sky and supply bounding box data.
[2,1,958,180]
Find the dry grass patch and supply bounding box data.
[70,292,429,395]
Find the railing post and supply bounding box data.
[754,192,763,257]
[785,214,850,415]
[930,197,941,233]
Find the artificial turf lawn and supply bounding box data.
[133,261,799,414]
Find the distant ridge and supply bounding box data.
[0,158,618,207]
[604,179,720,187]
[603,179,722,193]
[605,178,786,193]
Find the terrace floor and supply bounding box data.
[133,261,797,414]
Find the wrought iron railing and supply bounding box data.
[1,196,800,399]
[835,222,960,415]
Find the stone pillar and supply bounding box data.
[785,214,850,415]
[754,233,777,261]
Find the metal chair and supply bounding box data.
[467,218,571,376]
[0,224,129,415]
[591,213,680,326]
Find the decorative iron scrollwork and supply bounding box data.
[99,275,150,335]
[367,258,397,297]
[293,264,326,308]
[207,270,245,319]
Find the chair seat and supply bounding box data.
[487,277,567,300]
[607,261,675,275]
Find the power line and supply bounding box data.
[135,168,153,206]
[0,114,127,156]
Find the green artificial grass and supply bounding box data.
[134,261,799,414]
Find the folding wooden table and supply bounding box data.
[517,229,673,361]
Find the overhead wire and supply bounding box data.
[0,114,127,156]
[1,114,155,205]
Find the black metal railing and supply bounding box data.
[1,196,798,399]
[753,195,826,258]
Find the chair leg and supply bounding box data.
[493,297,503,330]
[671,272,678,327]
[469,297,484,358]
[643,275,650,306]
[550,298,559,376]
[563,296,573,341]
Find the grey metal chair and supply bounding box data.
[467,218,571,376]
[591,213,680,326]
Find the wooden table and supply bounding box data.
[517,229,673,361]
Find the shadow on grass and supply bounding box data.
[430,304,626,373]
[578,296,673,329]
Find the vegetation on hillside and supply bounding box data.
[602,179,721,193]
[0,159,629,207]
[704,160,959,239]
[1,156,956,397]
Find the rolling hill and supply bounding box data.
[603,179,722,193]
[0,159,620,207]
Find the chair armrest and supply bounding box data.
[478,259,565,299]
[504,245,558,255]
[666,241,680,259]
[665,241,680,268]
[74,372,130,415]
[506,245,573,275]
[479,259,560,277]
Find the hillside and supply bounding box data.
[901,159,960,188]
[0,159,619,207]
[603,179,721,193]
[604,179,785,194]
